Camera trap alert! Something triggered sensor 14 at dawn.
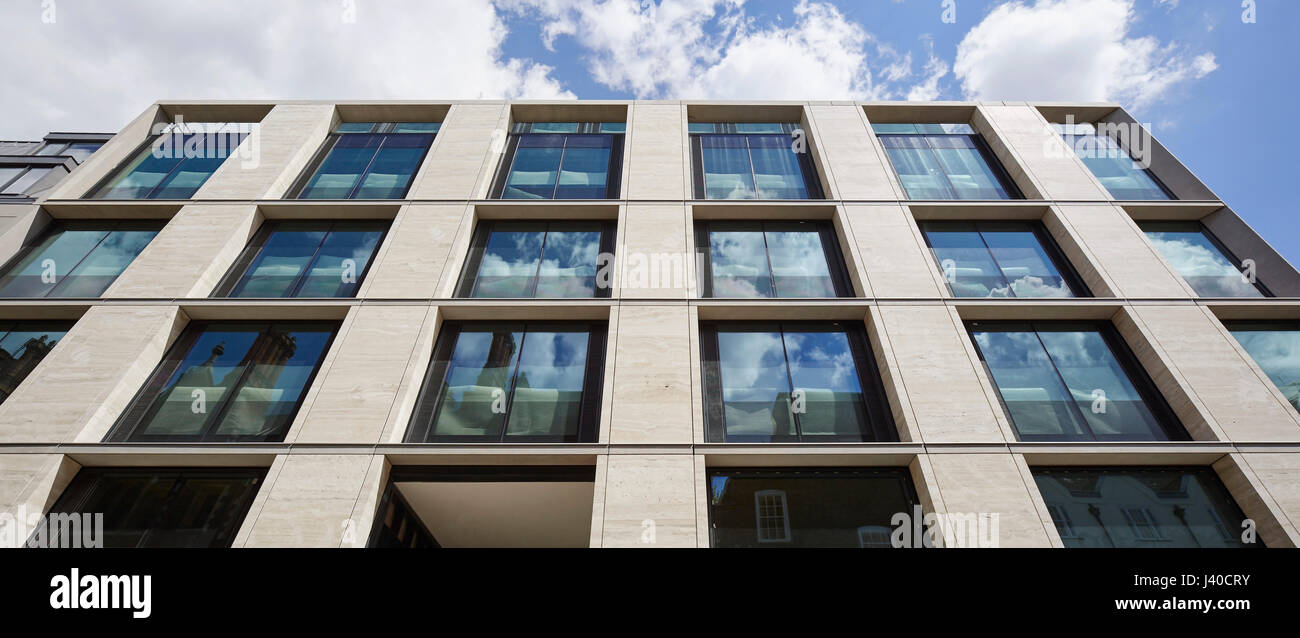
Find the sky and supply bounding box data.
[1,0,1295,262]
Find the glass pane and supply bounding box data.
[96,139,184,199]
[534,227,601,297]
[431,328,524,437]
[924,224,1009,297]
[504,330,590,437]
[597,122,626,133]
[230,227,328,298]
[391,122,440,133]
[717,328,794,440]
[473,224,545,297]
[0,227,109,297]
[151,155,226,199]
[65,142,103,163]
[144,474,262,547]
[979,224,1074,298]
[709,228,774,298]
[352,134,431,199]
[1,167,51,195]
[927,136,1010,199]
[764,225,836,297]
[554,135,611,199]
[53,229,159,297]
[298,134,382,199]
[35,143,69,156]
[503,135,564,199]
[709,470,916,548]
[1230,327,1300,412]
[1032,468,1256,548]
[1065,133,1169,200]
[735,123,787,134]
[294,226,385,297]
[880,136,954,199]
[133,328,262,437]
[748,135,809,199]
[0,167,23,189]
[210,326,334,439]
[1037,329,1166,440]
[701,135,756,199]
[1142,224,1262,297]
[0,325,69,404]
[782,329,868,438]
[973,329,1090,439]
[530,122,579,133]
[77,474,177,547]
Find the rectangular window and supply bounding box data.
[33,467,265,548]
[106,321,338,442]
[291,122,439,199]
[491,122,623,199]
[0,221,161,298]
[695,221,853,298]
[689,122,823,200]
[0,166,53,196]
[213,220,388,298]
[921,221,1087,298]
[1031,467,1259,548]
[405,322,607,443]
[1055,122,1172,200]
[1227,321,1300,413]
[0,320,73,404]
[873,123,1022,200]
[91,124,249,199]
[709,468,919,548]
[700,322,896,442]
[455,221,615,298]
[1140,221,1268,297]
[968,321,1185,441]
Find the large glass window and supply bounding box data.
[968,321,1185,441]
[700,322,896,442]
[0,320,73,404]
[696,221,852,298]
[106,322,337,442]
[689,122,823,200]
[32,468,265,548]
[455,221,615,298]
[0,221,161,298]
[1054,122,1171,200]
[214,220,387,298]
[492,122,624,200]
[0,166,53,196]
[91,124,249,199]
[405,322,607,443]
[1140,221,1268,297]
[921,221,1086,298]
[292,122,438,199]
[1032,468,1259,548]
[1227,322,1300,413]
[873,123,1021,200]
[709,468,918,548]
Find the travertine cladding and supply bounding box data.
[809,105,901,200]
[44,104,161,200]
[924,453,1055,548]
[1052,203,1192,297]
[841,204,945,297]
[105,204,260,298]
[194,104,335,200]
[619,204,689,298]
[609,305,694,444]
[238,454,382,548]
[599,454,697,547]
[360,203,468,298]
[407,103,509,200]
[625,103,687,200]
[979,103,1109,201]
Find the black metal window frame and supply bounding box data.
[1138,220,1273,297]
[84,128,251,200]
[286,123,438,200]
[211,219,391,298]
[918,220,1092,298]
[453,219,617,298]
[689,122,826,200]
[699,320,898,443]
[404,321,608,444]
[875,127,1024,200]
[966,320,1188,442]
[488,122,625,200]
[694,219,855,298]
[104,320,341,443]
[1054,122,1177,200]
[0,219,166,298]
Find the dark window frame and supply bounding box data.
[966,320,1188,442]
[404,321,608,444]
[918,220,1091,298]
[86,130,250,200]
[694,220,855,298]
[689,124,826,200]
[453,220,617,298]
[1138,220,1273,297]
[699,320,898,443]
[287,124,438,200]
[1057,124,1176,200]
[0,219,165,298]
[211,219,390,298]
[489,125,625,200]
[875,128,1024,200]
[104,320,340,443]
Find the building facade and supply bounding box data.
[0,99,1297,548]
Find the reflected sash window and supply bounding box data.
[689,123,823,200]
[214,220,388,298]
[106,322,337,442]
[0,320,73,404]
[700,322,896,442]
[968,321,1185,442]
[696,221,852,298]
[405,322,607,443]
[1031,468,1259,548]
[91,124,250,199]
[455,221,615,298]
[709,468,919,548]
[1054,122,1172,200]
[1227,321,1300,413]
[873,123,1021,200]
[1140,221,1268,297]
[920,221,1087,298]
[0,221,161,298]
[32,468,265,548]
[292,122,439,199]
[491,122,624,200]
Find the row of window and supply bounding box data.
[0,214,1268,301]
[80,119,1174,202]
[33,465,1257,548]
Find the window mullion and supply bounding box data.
[775,324,803,441]
[144,135,196,199]
[972,224,1016,298]
[551,136,569,199]
[345,135,388,200]
[196,325,275,441]
[496,326,529,442]
[44,227,115,298]
[758,222,779,298]
[528,224,550,298]
[924,134,961,200]
[287,222,336,297]
[1030,325,1099,441]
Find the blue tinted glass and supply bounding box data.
[391,122,440,133]
[927,136,1010,199]
[973,328,1090,439]
[432,328,524,438]
[230,227,326,298]
[534,227,602,297]
[717,328,794,440]
[735,123,786,134]
[1141,224,1263,297]
[709,227,773,298]
[764,226,836,297]
[880,136,955,199]
[97,133,245,199]
[503,135,565,199]
[925,224,1009,297]
[299,134,383,199]
[531,122,580,133]
[555,135,612,199]
[230,222,385,298]
[351,134,431,199]
[0,225,157,298]
[880,132,1012,200]
[0,324,70,403]
[782,329,867,438]
[473,223,545,297]
[701,135,757,199]
[295,226,385,297]
[1230,326,1300,413]
[688,123,716,134]
[871,123,920,134]
[55,229,159,297]
[979,226,1072,297]
[336,123,377,133]
[96,142,183,199]
[598,122,626,133]
[210,325,333,438]
[1063,132,1169,200]
[1037,330,1165,440]
[748,135,808,199]
[133,328,262,438]
[504,330,590,437]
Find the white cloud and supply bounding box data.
[953,0,1216,110]
[0,0,572,139]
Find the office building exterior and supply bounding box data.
[0,99,1297,548]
